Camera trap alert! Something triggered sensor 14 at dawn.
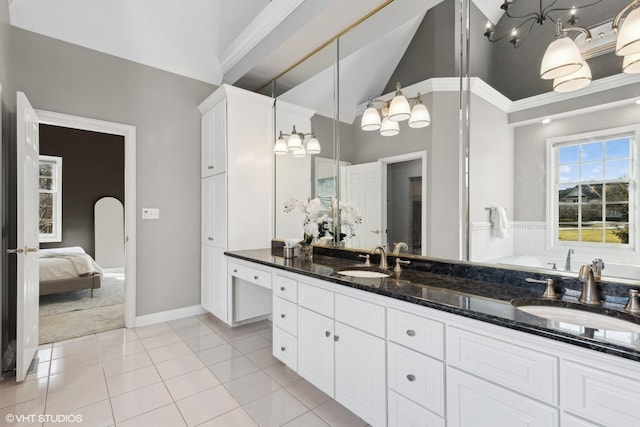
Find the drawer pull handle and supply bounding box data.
[325,331,331,337]
[254,276,259,280]
[280,314,286,318]
[233,269,238,273]
[208,237,214,241]
[280,286,286,291]
[406,329,416,337]
[280,346,286,352]
[334,335,339,342]
[208,165,214,169]
[406,374,416,382]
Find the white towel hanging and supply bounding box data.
[495,206,509,239]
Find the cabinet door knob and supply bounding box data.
[233,269,238,273]
[325,331,331,337]
[280,286,286,291]
[254,275,259,280]
[406,329,416,337]
[280,314,286,318]
[208,237,214,241]
[208,165,214,169]
[406,374,416,382]
[334,335,340,342]
[280,346,286,352]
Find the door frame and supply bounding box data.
[378,150,428,256]
[36,110,137,328]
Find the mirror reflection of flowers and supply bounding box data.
[284,197,362,245]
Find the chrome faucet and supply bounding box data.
[371,246,389,269]
[578,264,602,305]
[392,242,409,255]
[564,248,574,272]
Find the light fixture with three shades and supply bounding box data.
[360,82,431,136]
[273,125,321,158]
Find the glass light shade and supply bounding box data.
[408,103,431,128]
[361,107,381,131]
[616,7,640,56]
[553,60,592,93]
[388,95,411,121]
[623,52,640,73]
[380,117,400,136]
[306,137,321,155]
[274,135,288,155]
[287,132,302,151]
[540,36,583,80]
[292,145,306,158]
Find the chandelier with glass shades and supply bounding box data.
[273,125,321,158]
[484,0,640,93]
[360,82,431,136]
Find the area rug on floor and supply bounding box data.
[39,268,125,344]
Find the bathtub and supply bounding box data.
[494,255,640,281]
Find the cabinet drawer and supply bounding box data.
[562,413,601,427]
[387,342,444,416]
[387,308,444,359]
[273,328,297,371]
[273,297,297,336]
[274,275,297,303]
[298,282,333,317]
[228,262,247,280]
[246,267,271,289]
[335,294,385,338]
[447,367,558,427]
[563,361,640,427]
[388,390,444,427]
[447,326,558,405]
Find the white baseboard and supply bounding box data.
[134,305,207,328]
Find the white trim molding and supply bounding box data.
[36,110,137,328]
[135,305,207,328]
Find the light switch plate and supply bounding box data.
[142,208,160,219]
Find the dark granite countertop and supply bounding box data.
[225,248,640,362]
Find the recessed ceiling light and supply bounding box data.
[542,118,551,124]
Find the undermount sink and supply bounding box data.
[337,270,391,278]
[514,304,640,334]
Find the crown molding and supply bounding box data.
[220,0,306,75]
[469,77,512,112]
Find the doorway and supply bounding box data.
[36,111,136,338]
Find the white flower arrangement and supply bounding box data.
[284,197,362,245]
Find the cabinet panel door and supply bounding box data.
[388,391,444,427]
[211,247,228,323]
[447,367,559,427]
[273,327,297,371]
[201,108,214,178]
[201,245,214,313]
[210,100,227,175]
[563,361,640,427]
[297,307,334,397]
[202,174,227,248]
[334,322,386,427]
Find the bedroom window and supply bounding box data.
[39,155,62,242]
[549,128,637,249]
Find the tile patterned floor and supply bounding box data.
[0,314,369,427]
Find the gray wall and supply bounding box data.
[0,0,14,375]
[514,103,640,221]
[11,28,216,317]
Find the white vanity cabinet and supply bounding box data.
[240,260,640,427]
[199,85,273,325]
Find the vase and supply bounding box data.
[299,244,313,260]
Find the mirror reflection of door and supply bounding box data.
[386,159,423,255]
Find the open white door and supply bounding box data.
[14,92,40,382]
[344,162,383,250]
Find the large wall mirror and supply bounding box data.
[272,0,640,284]
[468,0,640,283]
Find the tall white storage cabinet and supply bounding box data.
[199,85,274,324]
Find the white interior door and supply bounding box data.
[344,162,383,250]
[15,92,40,382]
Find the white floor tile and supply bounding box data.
[147,341,192,364]
[312,399,368,427]
[51,339,98,360]
[140,331,183,351]
[175,324,216,341]
[282,411,330,427]
[44,399,113,427]
[106,365,162,396]
[0,378,48,410]
[52,334,95,347]
[244,347,280,369]
[263,363,302,387]
[25,361,50,382]
[99,340,146,361]
[49,351,101,375]
[102,351,152,377]
[242,389,308,427]
[95,328,139,347]
[175,385,240,427]
[116,403,186,427]
[224,371,281,404]
[45,373,108,415]
[169,316,206,331]
[37,347,52,363]
[154,353,204,380]
[184,332,226,352]
[231,334,271,354]
[208,355,260,383]
[285,379,331,409]
[134,322,173,339]
[164,368,220,401]
[0,397,46,427]
[197,343,242,366]
[110,382,173,423]
[198,407,258,427]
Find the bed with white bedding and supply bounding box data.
[39,247,103,297]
